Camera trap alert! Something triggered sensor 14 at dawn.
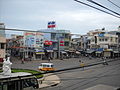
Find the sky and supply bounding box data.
[0,0,120,35]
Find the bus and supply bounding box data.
[0,72,39,90]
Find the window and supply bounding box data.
[51,33,56,40]
[0,43,5,49]
[105,38,108,41]
[115,38,118,42]
[111,37,113,41]
[102,39,104,41]
[64,42,69,46]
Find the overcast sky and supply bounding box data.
[0,0,120,34]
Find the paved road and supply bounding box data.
[11,57,120,90]
[40,59,120,90]
[11,56,102,70]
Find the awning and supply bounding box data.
[35,49,45,54]
[61,51,67,54]
[96,51,102,53]
[36,52,45,54]
[68,51,74,52]
[113,51,119,53]
[104,49,113,52]
[76,51,80,54]
[47,50,53,52]
[86,50,95,53]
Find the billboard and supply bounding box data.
[24,32,44,48]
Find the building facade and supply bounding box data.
[0,23,6,62]
[39,29,71,59]
[87,29,118,57]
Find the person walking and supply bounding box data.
[21,58,24,64]
[103,57,108,65]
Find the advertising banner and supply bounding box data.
[24,32,44,48]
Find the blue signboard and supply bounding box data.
[98,34,104,37]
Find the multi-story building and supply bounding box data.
[0,23,6,64]
[87,29,118,57]
[39,29,71,59]
[108,30,120,51]
[108,30,120,57]
[6,32,44,60]
[6,35,24,58]
[0,23,5,37]
[24,32,44,60]
[0,37,6,61]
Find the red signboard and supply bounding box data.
[60,41,64,46]
[44,40,53,45]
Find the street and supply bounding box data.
[11,57,120,90]
[11,56,102,70]
[40,59,120,90]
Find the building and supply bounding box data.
[24,32,44,60]
[87,29,118,57]
[0,23,6,63]
[6,31,44,60]
[39,29,71,59]
[108,30,120,57]
[0,23,5,37]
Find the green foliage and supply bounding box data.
[0,69,43,78]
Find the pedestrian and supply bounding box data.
[89,55,92,59]
[79,60,81,62]
[21,58,24,64]
[48,57,50,62]
[80,61,85,70]
[103,57,108,65]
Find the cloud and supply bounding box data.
[0,0,120,35]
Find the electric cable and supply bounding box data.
[87,0,120,16]
[107,0,120,9]
[74,0,120,18]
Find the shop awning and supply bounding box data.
[113,51,119,53]
[76,51,80,54]
[47,50,53,52]
[104,49,113,52]
[35,49,45,54]
[96,51,102,53]
[61,51,67,54]
[86,50,95,53]
[68,51,75,52]
[36,52,45,54]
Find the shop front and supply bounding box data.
[34,49,45,60]
[103,49,113,58]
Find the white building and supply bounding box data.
[24,32,44,60]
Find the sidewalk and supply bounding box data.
[38,73,60,89]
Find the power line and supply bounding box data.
[74,0,120,19]
[107,0,120,9]
[87,0,120,16]
[0,28,71,34]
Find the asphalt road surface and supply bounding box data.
[11,57,120,90]
[40,59,120,90]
